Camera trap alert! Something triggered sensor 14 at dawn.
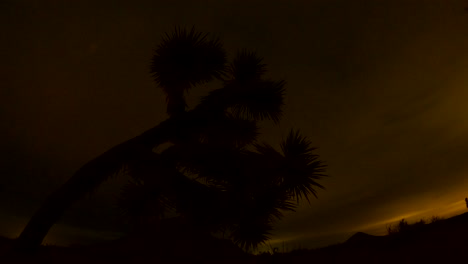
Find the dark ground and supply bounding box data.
[2,212,468,263]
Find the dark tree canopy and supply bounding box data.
[119,26,327,251]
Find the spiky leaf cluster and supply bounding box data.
[151,26,227,90]
[226,49,267,84]
[151,26,227,116]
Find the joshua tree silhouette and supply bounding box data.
[16,26,327,252]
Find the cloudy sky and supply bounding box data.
[1,0,468,250]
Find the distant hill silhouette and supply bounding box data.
[2,212,468,263]
[279,212,468,264]
[344,232,386,245]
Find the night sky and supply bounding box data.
[1,0,468,250]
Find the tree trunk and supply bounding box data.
[15,101,218,251]
[15,118,178,251]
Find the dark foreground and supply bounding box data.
[2,212,468,263]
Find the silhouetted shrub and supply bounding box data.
[387,216,444,235]
[429,216,444,223]
[387,219,408,235]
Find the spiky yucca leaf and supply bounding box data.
[226,49,267,84]
[197,113,259,148]
[229,80,285,123]
[253,188,297,221]
[161,142,245,187]
[168,171,230,230]
[151,26,227,89]
[230,219,273,251]
[194,50,284,122]
[279,129,327,202]
[281,129,317,159]
[151,26,227,115]
[198,79,285,123]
